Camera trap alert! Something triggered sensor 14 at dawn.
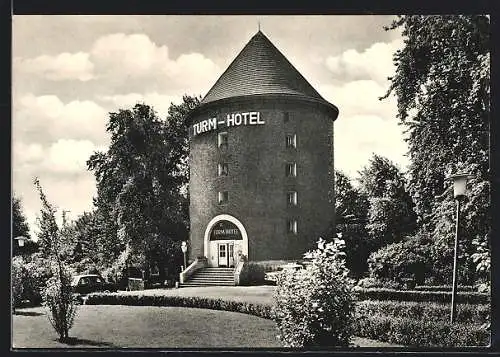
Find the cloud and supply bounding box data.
[48,139,106,173]
[12,138,104,239]
[325,39,403,85]
[14,52,95,81]
[90,33,221,95]
[13,94,109,145]
[334,114,409,180]
[91,33,169,75]
[13,139,106,177]
[319,80,397,120]
[99,92,183,118]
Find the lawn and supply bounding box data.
[13,305,281,348]
[13,305,402,349]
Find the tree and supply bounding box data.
[383,15,490,284]
[34,178,77,342]
[12,195,32,256]
[13,195,30,238]
[382,15,489,222]
[334,170,370,277]
[87,96,200,279]
[358,154,417,250]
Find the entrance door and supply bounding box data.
[218,243,228,267]
[228,243,234,267]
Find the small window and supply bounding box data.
[218,163,229,176]
[286,162,297,177]
[287,191,298,206]
[218,132,228,148]
[286,134,297,148]
[218,191,229,204]
[287,220,298,234]
[284,112,290,123]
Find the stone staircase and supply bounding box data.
[180,267,235,287]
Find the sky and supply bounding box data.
[12,15,409,238]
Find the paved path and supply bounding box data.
[118,286,275,305]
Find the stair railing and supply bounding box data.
[179,257,208,284]
[233,256,247,286]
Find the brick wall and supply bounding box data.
[189,97,335,262]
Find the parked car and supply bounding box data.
[71,274,117,296]
[264,262,305,283]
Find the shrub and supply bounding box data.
[356,300,489,325]
[273,238,356,347]
[354,314,489,346]
[367,233,433,285]
[240,262,266,285]
[354,288,490,304]
[356,277,402,289]
[85,293,273,320]
[12,257,24,311]
[43,264,78,342]
[22,253,53,306]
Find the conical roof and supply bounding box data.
[198,31,338,118]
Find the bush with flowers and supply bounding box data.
[273,237,356,347]
[12,257,24,312]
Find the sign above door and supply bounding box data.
[210,220,242,241]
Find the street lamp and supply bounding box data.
[181,241,188,271]
[14,236,28,247]
[446,172,474,323]
[14,236,29,255]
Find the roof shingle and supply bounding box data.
[200,31,337,117]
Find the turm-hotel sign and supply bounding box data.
[209,220,243,241]
[192,111,265,136]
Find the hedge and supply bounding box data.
[354,314,490,347]
[354,288,489,304]
[86,292,491,347]
[85,293,272,319]
[356,300,489,325]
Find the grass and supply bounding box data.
[13,305,281,348]
[13,304,402,349]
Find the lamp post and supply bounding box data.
[181,241,188,271]
[14,236,29,257]
[446,172,474,323]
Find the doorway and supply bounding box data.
[217,242,235,267]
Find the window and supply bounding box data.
[286,162,297,177]
[287,191,298,206]
[218,132,228,148]
[284,112,290,123]
[218,191,229,204]
[286,134,297,148]
[287,219,298,234]
[79,277,89,286]
[218,163,229,176]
